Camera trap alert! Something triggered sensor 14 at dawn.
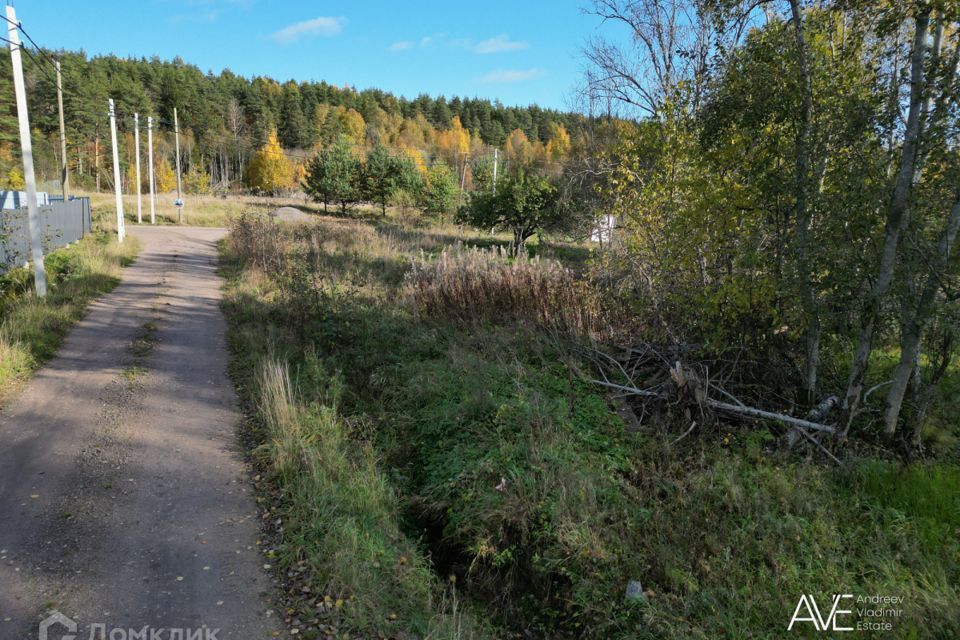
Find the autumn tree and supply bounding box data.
[184,165,212,194]
[545,122,571,161]
[1,166,24,190]
[245,130,293,195]
[578,0,960,445]
[503,128,534,171]
[435,116,470,183]
[156,156,176,192]
[337,108,366,146]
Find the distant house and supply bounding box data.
[591,214,616,244]
[0,191,50,210]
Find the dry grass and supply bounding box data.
[406,244,613,340]
[79,190,296,227]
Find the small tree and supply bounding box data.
[2,166,24,190]
[303,135,361,214]
[457,172,563,255]
[362,144,421,216]
[183,165,212,194]
[156,156,176,192]
[422,160,458,223]
[246,129,293,195]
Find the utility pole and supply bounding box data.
[147,116,155,224]
[94,128,100,192]
[492,148,498,191]
[134,113,142,223]
[6,6,46,297]
[55,60,68,200]
[173,107,183,224]
[108,98,125,242]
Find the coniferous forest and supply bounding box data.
[0,48,581,193]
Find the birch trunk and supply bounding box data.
[788,0,819,403]
[883,194,960,435]
[842,9,930,432]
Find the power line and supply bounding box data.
[0,18,58,89]
[0,13,59,74]
[14,19,61,75]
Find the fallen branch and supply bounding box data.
[589,379,661,398]
[787,395,841,447]
[670,421,698,446]
[700,398,836,434]
[588,379,836,435]
[795,427,845,466]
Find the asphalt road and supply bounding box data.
[0,226,277,639]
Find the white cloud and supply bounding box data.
[477,68,545,84]
[389,35,438,52]
[269,16,344,44]
[472,34,528,54]
[171,10,219,23]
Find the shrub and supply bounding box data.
[183,165,213,194]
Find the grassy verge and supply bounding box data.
[80,191,284,227]
[0,226,139,403]
[221,214,959,639]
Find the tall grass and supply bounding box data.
[249,354,491,638]
[80,190,280,227]
[407,244,614,340]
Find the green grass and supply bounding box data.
[220,213,960,639]
[0,227,139,402]
[847,462,960,549]
[248,356,484,638]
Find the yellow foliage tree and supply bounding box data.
[400,146,427,176]
[434,116,471,186]
[504,128,532,169]
[369,107,403,146]
[125,162,141,193]
[3,167,24,190]
[245,130,294,195]
[398,114,436,150]
[436,116,470,166]
[156,156,176,192]
[292,161,306,186]
[184,165,212,194]
[337,108,366,146]
[545,122,571,161]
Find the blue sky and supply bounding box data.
[20,0,601,110]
